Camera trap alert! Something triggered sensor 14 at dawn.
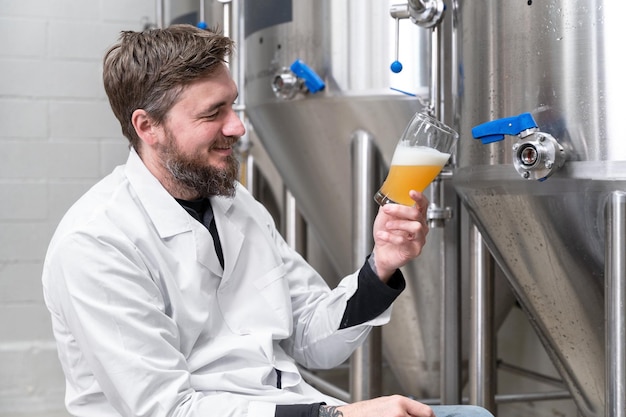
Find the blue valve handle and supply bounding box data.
[471,112,538,144]
[290,59,325,94]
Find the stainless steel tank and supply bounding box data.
[242,0,434,395]
[244,0,428,276]
[454,1,626,415]
[241,0,516,400]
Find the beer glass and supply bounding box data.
[374,111,458,206]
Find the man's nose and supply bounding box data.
[224,110,246,138]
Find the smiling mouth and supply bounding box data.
[212,138,238,152]
[211,142,233,152]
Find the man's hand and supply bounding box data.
[320,395,435,417]
[371,190,429,281]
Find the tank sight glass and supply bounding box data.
[472,112,566,181]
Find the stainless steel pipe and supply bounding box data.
[469,225,496,412]
[605,191,626,417]
[155,0,165,28]
[440,183,461,404]
[349,130,382,401]
[299,368,351,403]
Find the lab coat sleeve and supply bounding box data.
[255,202,397,370]
[43,229,272,417]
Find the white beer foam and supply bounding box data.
[391,145,451,166]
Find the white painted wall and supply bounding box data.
[0,1,155,415]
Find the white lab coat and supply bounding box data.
[42,149,393,417]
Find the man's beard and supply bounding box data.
[159,130,239,199]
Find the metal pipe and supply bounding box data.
[390,3,411,19]
[419,7,461,405]
[349,130,381,401]
[155,0,165,28]
[429,25,439,118]
[283,189,307,254]
[468,225,496,412]
[496,360,565,389]
[427,176,452,229]
[219,0,232,38]
[606,191,626,417]
[232,0,245,106]
[284,189,297,250]
[226,0,251,191]
[438,174,460,404]
[199,0,205,25]
[408,0,429,14]
[494,391,572,404]
[425,22,452,230]
[407,0,445,28]
[299,368,351,403]
[440,227,461,404]
[418,390,571,406]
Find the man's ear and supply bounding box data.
[131,109,160,146]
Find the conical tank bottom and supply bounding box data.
[454,162,621,417]
[245,95,420,276]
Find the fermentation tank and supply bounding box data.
[167,0,624,413]
[241,0,515,400]
[243,0,433,396]
[454,1,626,416]
[244,0,427,277]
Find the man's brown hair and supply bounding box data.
[103,24,234,150]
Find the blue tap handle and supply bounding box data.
[471,113,538,144]
[290,59,325,94]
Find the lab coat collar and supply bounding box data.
[124,149,243,278]
[124,148,193,238]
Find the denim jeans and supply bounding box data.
[431,405,494,417]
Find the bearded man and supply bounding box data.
[42,24,491,417]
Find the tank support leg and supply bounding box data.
[605,191,626,417]
[349,129,382,401]
[469,225,496,413]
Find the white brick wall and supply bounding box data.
[0,1,155,415]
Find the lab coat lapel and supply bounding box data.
[193,220,224,277]
[124,149,192,238]
[211,196,243,285]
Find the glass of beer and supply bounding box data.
[374,111,458,206]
